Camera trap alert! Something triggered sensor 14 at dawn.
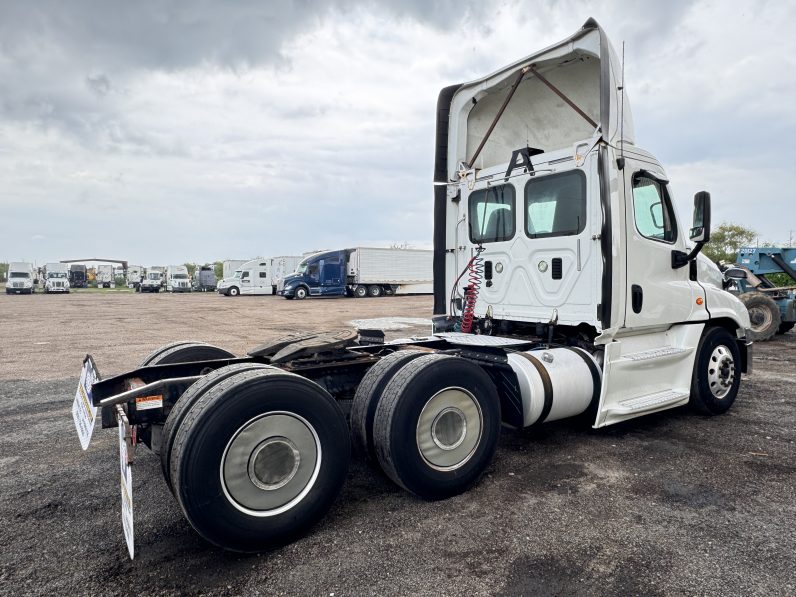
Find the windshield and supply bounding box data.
[148,273,161,280]
[173,274,188,279]
[48,272,67,278]
[10,272,30,278]
[295,261,309,275]
[233,271,242,279]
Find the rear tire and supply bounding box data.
[739,292,781,341]
[373,354,500,499]
[170,368,350,552]
[689,326,741,415]
[140,341,236,367]
[353,285,367,299]
[160,363,275,492]
[367,285,382,298]
[351,350,425,463]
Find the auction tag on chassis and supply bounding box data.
[117,408,135,560]
[72,355,99,450]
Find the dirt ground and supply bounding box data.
[0,291,794,596]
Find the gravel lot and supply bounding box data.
[0,291,794,596]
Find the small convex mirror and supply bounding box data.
[724,267,748,280]
[690,191,711,242]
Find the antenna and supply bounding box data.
[619,41,626,167]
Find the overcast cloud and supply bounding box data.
[1,0,793,265]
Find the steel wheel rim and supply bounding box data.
[296,288,306,299]
[747,306,771,331]
[707,345,735,399]
[416,387,482,471]
[221,411,321,517]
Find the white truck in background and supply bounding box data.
[127,266,143,291]
[278,247,433,299]
[165,265,192,293]
[6,262,35,294]
[140,267,165,293]
[44,262,70,293]
[218,256,302,296]
[96,265,114,288]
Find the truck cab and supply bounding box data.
[279,250,347,299]
[68,264,87,288]
[166,266,191,292]
[44,262,70,293]
[6,262,35,294]
[140,268,164,293]
[219,257,301,296]
[434,18,750,427]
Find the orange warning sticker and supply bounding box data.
[135,395,163,410]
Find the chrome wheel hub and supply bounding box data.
[221,412,321,516]
[707,345,735,399]
[416,387,482,471]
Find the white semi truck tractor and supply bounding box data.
[44,262,70,293]
[72,19,750,557]
[6,262,36,294]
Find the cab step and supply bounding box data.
[620,346,686,362]
[612,389,690,415]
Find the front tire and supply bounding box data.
[739,292,781,341]
[373,354,500,499]
[294,286,308,300]
[170,369,350,552]
[228,286,240,297]
[689,326,741,415]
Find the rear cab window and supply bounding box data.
[468,184,516,244]
[524,170,587,238]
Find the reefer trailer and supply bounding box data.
[278,247,432,299]
[73,20,750,558]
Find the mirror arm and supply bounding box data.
[671,242,705,269]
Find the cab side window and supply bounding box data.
[632,175,677,243]
[469,184,515,244]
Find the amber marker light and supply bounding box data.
[696,297,704,305]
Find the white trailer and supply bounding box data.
[44,262,70,293]
[218,256,302,296]
[6,262,35,294]
[165,265,191,293]
[96,264,114,288]
[72,20,751,557]
[127,266,143,290]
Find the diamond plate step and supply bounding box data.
[614,390,690,414]
[621,346,686,362]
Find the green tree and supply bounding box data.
[184,262,197,278]
[214,261,223,280]
[0,262,8,282]
[702,222,757,264]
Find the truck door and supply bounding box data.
[319,255,344,295]
[240,270,252,295]
[254,265,270,295]
[469,162,600,327]
[622,163,698,328]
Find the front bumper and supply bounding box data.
[278,287,296,297]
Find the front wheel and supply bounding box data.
[294,286,308,300]
[228,286,240,297]
[170,369,350,552]
[689,326,741,415]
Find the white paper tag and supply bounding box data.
[118,415,135,560]
[72,357,99,450]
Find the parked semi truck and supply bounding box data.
[219,256,302,296]
[73,20,750,558]
[193,265,217,292]
[166,265,192,293]
[6,262,35,294]
[44,262,70,293]
[140,267,165,293]
[68,264,87,288]
[724,247,796,340]
[278,248,432,299]
[97,264,114,288]
[127,266,143,291]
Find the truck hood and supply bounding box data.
[443,18,632,177]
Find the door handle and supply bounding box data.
[631,284,643,314]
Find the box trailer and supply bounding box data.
[96,264,114,288]
[6,262,35,294]
[193,265,217,292]
[127,266,143,291]
[72,19,751,558]
[278,247,432,299]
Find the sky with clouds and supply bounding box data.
[1,0,793,265]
